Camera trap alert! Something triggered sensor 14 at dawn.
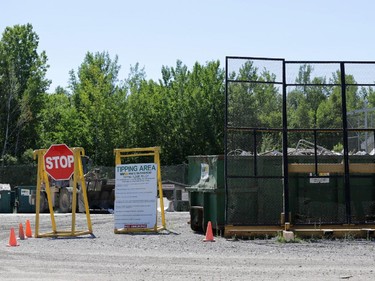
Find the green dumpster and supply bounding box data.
[187,155,225,233]
[0,190,14,213]
[226,155,283,226]
[15,186,37,213]
[288,155,375,225]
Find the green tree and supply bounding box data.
[69,51,123,165]
[364,86,375,107]
[315,71,363,149]
[317,72,362,129]
[187,60,225,155]
[287,64,328,129]
[286,64,331,147]
[36,91,91,149]
[163,60,225,163]
[125,60,225,164]
[227,61,282,152]
[0,23,50,158]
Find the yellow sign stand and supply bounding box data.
[114,146,166,234]
[33,147,93,238]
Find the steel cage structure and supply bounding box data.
[225,56,375,229]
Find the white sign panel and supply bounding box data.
[0,184,11,191]
[115,163,157,229]
[309,177,330,184]
[181,191,189,201]
[309,173,330,184]
[21,189,30,196]
[201,163,209,180]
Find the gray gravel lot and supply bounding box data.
[0,212,375,281]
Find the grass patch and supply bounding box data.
[276,233,303,243]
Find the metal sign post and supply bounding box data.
[33,146,93,238]
[113,147,166,234]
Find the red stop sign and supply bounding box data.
[44,144,75,180]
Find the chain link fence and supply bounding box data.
[0,163,188,188]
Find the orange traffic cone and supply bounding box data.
[19,223,25,240]
[7,228,19,247]
[25,219,33,238]
[203,221,215,242]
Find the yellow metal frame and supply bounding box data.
[288,163,375,174]
[113,146,166,234]
[224,224,375,239]
[224,225,284,238]
[33,147,93,238]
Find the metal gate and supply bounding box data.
[225,57,375,227]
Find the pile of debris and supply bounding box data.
[228,139,374,156]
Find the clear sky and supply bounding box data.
[1,0,374,92]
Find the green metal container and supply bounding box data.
[187,155,225,233]
[15,186,37,213]
[225,155,284,226]
[188,153,375,231]
[0,190,14,213]
[288,155,375,225]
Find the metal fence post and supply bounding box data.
[340,62,352,224]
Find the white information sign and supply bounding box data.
[309,173,330,184]
[309,177,330,184]
[201,163,209,180]
[115,163,157,229]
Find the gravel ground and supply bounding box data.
[0,211,375,281]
